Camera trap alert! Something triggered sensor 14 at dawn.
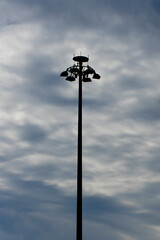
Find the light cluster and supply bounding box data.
[60,56,101,82]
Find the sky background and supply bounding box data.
[0,0,160,239]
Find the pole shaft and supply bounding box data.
[76,61,82,240]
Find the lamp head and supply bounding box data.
[84,68,95,75]
[83,77,92,82]
[66,76,76,82]
[60,71,68,77]
[70,68,80,74]
[93,73,101,79]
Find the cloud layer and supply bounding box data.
[0,0,160,239]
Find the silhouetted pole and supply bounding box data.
[60,56,100,240]
[77,60,82,240]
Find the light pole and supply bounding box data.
[60,56,101,240]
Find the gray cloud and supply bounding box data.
[129,96,160,122]
[19,123,48,142]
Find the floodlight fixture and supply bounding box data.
[84,68,95,75]
[93,73,101,79]
[66,76,75,82]
[83,77,92,82]
[60,70,68,77]
[70,68,80,74]
[60,56,100,83]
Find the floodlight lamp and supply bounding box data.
[93,73,101,79]
[70,68,80,74]
[60,71,68,77]
[84,68,95,75]
[66,76,76,82]
[83,77,92,82]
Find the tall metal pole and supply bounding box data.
[60,56,100,240]
[77,61,82,240]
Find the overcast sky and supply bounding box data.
[0,0,160,239]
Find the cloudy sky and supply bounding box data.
[0,0,160,239]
